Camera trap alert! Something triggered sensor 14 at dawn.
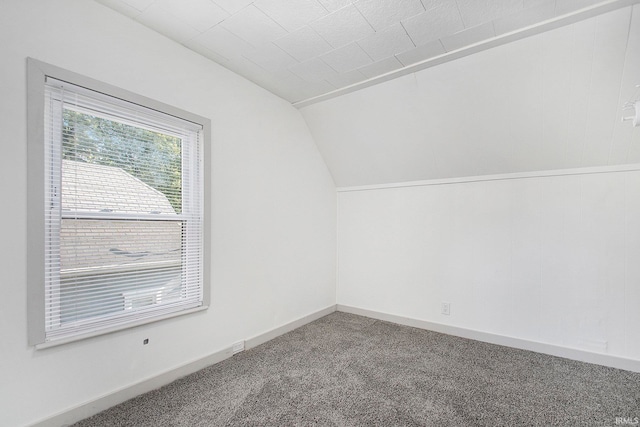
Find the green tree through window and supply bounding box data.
[62,109,183,213]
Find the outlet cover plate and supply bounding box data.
[232,341,245,355]
[441,302,451,316]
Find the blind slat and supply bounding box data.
[43,79,204,343]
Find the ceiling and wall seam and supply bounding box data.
[300,4,639,187]
[95,0,640,105]
[294,0,640,107]
[93,0,640,187]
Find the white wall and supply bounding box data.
[301,5,640,187]
[309,3,640,370]
[337,168,640,363]
[0,1,336,426]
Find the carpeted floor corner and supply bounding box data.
[73,312,640,426]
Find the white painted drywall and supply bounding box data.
[301,5,640,187]
[0,1,336,426]
[337,168,640,362]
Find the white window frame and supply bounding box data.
[27,58,211,348]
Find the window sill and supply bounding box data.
[35,304,208,350]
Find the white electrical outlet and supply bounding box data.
[232,340,245,355]
[441,302,451,316]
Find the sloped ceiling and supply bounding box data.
[93,0,639,186]
[95,0,637,104]
[301,5,640,187]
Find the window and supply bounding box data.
[27,59,210,347]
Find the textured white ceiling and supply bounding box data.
[94,0,625,104]
[300,5,640,187]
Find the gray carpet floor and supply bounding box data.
[74,312,640,426]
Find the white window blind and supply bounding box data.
[42,77,205,343]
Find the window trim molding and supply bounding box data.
[27,58,211,348]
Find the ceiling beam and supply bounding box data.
[294,0,640,109]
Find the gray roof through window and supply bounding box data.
[61,160,176,215]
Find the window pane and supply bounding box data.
[32,69,207,346]
[62,109,182,214]
[58,219,183,324]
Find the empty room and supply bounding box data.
[2,0,640,425]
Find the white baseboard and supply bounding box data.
[30,347,234,427]
[30,305,337,427]
[337,304,640,373]
[32,303,634,427]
